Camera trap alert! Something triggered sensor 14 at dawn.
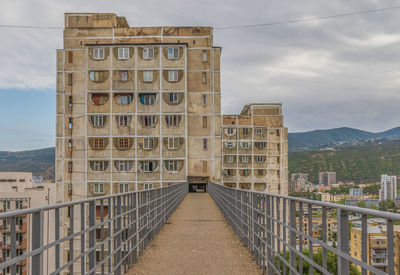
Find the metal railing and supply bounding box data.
[209,182,400,275]
[0,183,187,275]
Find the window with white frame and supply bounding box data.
[90,161,109,172]
[119,183,130,193]
[119,71,128,81]
[241,156,249,163]
[119,94,132,105]
[143,47,154,59]
[93,183,105,194]
[144,183,153,190]
[256,128,263,135]
[254,142,267,149]
[202,51,207,62]
[15,200,23,210]
[114,161,133,172]
[242,128,250,136]
[115,115,132,126]
[139,93,157,105]
[143,71,153,82]
[118,48,129,60]
[226,155,234,163]
[139,161,158,172]
[165,115,181,127]
[224,141,236,149]
[139,116,157,127]
[165,160,178,172]
[93,48,105,60]
[168,70,178,82]
[240,141,251,149]
[3,200,10,211]
[168,137,179,150]
[256,155,265,163]
[226,128,234,135]
[169,93,179,103]
[143,138,154,150]
[167,47,179,59]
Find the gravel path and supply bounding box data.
[127,193,263,275]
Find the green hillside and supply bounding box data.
[289,140,400,184]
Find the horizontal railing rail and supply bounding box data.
[0,183,187,275]
[208,182,400,275]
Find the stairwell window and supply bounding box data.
[93,48,105,60]
[90,115,107,127]
[202,72,206,84]
[165,160,178,172]
[167,47,179,59]
[276,129,280,136]
[168,70,178,82]
[93,183,105,194]
[143,47,154,60]
[68,140,72,152]
[68,161,73,173]
[114,161,133,172]
[143,138,154,150]
[68,73,73,86]
[118,48,129,60]
[115,115,131,127]
[68,118,73,130]
[119,183,130,193]
[139,93,157,105]
[143,71,153,82]
[203,139,208,150]
[139,161,158,172]
[165,115,181,127]
[202,94,207,106]
[202,117,207,128]
[202,51,207,62]
[68,96,73,108]
[169,93,179,103]
[241,156,249,163]
[168,138,179,150]
[90,161,109,172]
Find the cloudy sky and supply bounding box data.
[1,0,400,150]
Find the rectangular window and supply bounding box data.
[202,72,206,84]
[242,128,249,136]
[68,51,73,63]
[91,115,107,127]
[241,156,249,163]
[68,96,73,108]
[226,169,233,176]
[116,115,131,126]
[143,48,154,59]
[202,94,207,106]
[93,183,105,194]
[255,142,267,149]
[118,48,129,60]
[119,71,128,81]
[166,160,178,172]
[15,200,23,210]
[68,161,73,173]
[93,138,104,149]
[119,183,129,193]
[227,128,234,135]
[68,73,73,86]
[114,161,133,172]
[276,129,280,136]
[202,116,207,128]
[168,70,178,82]
[243,169,249,176]
[202,161,207,173]
[120,95,130,105]
[258,169,264,176]
[91,161,108,172]
[143,71,153,82]
[141,116,156,127]
[226,155,234,163]
[118,138,129,150]
[203,139,208,150]
[139,93,157,105]
[143,138,154,150]
[256,156,265,163]
[140,161,158,172]
[169,93,179,103]
[93,48,105,60]
[277,143,280,151]
[202,51,207,62]
[168,138,179,150]
[167,47,179,59]
[68,140,73,152]
[165,115,181,127]
[256,128,263,135]
[144,183,153,190]
[226,142,235,149]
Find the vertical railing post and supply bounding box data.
[115,195,122,275]
[55,208,60,275]
[32,210,44,275]
[338,209,349,275]
[88,200,95,275]
[266,195,272,274]
[69,206,74,275]
[387,219,395,275]
[289,199,297,275]
[80,203,85,275]
[10,217,16,275]
[361,214,367,275]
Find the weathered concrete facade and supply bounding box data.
[56,13,222,203]
[221,104,288,194]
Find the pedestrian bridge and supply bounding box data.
[0,182,399,275]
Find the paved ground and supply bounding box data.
[128,193,262,275]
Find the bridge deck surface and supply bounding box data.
[128,193,262,275]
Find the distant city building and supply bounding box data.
[346,198,379,209]
[290,173,311,192]
[379,174,397,201]
[349,188,363,197]
[0,172,56,275]
[32,175,44,184]
[319,172,336,186]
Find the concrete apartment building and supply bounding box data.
[290,173,311,192]
[0,173,55,275]
[351,225,400,275]
[379,174,397,201]
[319,171,336,186]
[221,104,288,194]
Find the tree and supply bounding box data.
[357,200,367,208]
[379,199,397,212]
[363,184,380,195]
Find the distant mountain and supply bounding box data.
[289,127,400,152]
[0,147,54,181]
[289,139,400,184]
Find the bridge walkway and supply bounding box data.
[127,193,262,275]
